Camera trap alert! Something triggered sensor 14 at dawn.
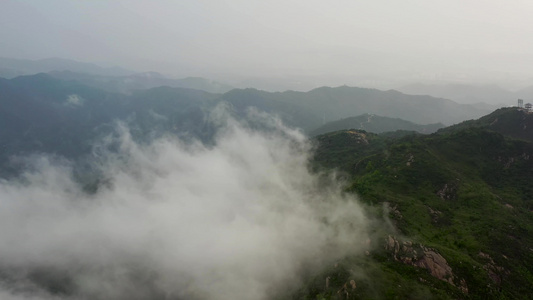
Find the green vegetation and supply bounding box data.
[2,73,531,299]
[303,108,533,299]
[439,107,533,143]
[310,114,444,136]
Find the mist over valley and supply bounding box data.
[2,1,533,299]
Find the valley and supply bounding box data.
[0,65,532,300]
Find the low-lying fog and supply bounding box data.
[0,110,370,300]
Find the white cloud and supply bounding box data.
[0,112,369,299]
[65,94,83,106]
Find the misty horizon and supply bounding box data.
[2,1,533,298]
[1,56,531,109]
[3,1,533,91]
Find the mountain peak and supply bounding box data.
[441,107,533,142]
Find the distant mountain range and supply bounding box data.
[310,113,444,136]
[0,73,498,176]
[398,82,533,106]
[48,70,235,94]
[0,57,235,94]
[276,86,492,125]
[2,65,533,298]
[0,57,134,78]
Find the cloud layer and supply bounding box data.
[0,114,369,300]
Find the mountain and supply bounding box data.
[0,74,221,176]
[209,85,493,130]
[278,86,492,126]
[0,73,126,169]
[218,88,322,131]
[49,70,234,94]
[0,57,134,78]
[439,107,533,142]
[2,73,533,298]
[0,74,499,173]
[305,108,533,299]
[0,74,320,172]
[310,113,444,136]
[397,83,513,106]
[0,57,233,94]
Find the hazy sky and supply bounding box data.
[2,0,533,89]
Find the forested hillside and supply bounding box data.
[1,73,528,299]
[305,107,533,299]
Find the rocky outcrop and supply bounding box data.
[406,153,415,166]
[478,252,509,285]
[436,180,458,201]
[497,152,530,169]
[385,235,468,293]
[427,206,442,223]
[414,249,453,284]
[384,202,403,221]
[336,279,357,299]
[345,130,369,144]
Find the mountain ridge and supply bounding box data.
[311,113,444,136]
[0,57,134,78]
[438,107,533,142]
[0,73,502,178]
[308,107,533,298]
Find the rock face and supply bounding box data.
[385,235,467,293]
[436,180,459,201]
[478,252,508,285]
[336,280,357,299]
[426,206,443,224]
[497,152,530,169]
[406,153,415,166]
[414,250,453,284]
[345,130,369,144]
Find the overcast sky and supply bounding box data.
[2,0,533,89]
